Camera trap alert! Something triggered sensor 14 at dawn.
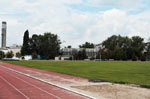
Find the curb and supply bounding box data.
[0,65,97,99]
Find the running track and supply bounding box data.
[0,64,87,99]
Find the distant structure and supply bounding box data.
[1,21,7,48]
[60,44,105,60]
[0,21,21,57]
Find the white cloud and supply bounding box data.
[87,0,143,10]
[0,0,150,47]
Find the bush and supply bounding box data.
[6,51,14,58]
[132,54,137,61]
[141,55,146,61]
[16,52,21,58]
[0,51,5,60]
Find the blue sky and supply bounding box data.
[0,0,150,47]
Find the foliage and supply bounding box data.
[102,35,145,60]
[70,49,88,60]
[32,52,38,59]
[146,38,150,60]
[38,33,61,59]
[147,38,150,52]
[79,42,94,48]
[132,53,137,61]
[30,34,39,55]
[141,54,146,61]
[16,52,21,58]
[113,46,123,60]
[67,45,71,48]
[96,49,109,60]
[21,30,30,55]
[72,49,78,60]
[0,51,5,60]
[21,31,61,59]
[77,49,87,60]
[6,51,14,58]
[131,36,145,57]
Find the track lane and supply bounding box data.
[0,76,30,99]
[0,76,27,99]
[0,69,61,99]
[0,65,86,99]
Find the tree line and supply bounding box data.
[97,35,150,61]
[20,30,150,61]
[1,29,149,61]
[21,30,61,59]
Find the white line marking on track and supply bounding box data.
[0,68,61,99]
[0,65,95,99]
[0,76,30,99]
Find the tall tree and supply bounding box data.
[79,42,94,48]
[72,49,78,60]
[131,36,145,58]
[39,33,61,59]
[102,35,144,60]
[30,34,39,54]
[21,30,30,55]
[67,45,72,48]
[77,49,87,60]
[147,38,150,52]
[145,38,150,60]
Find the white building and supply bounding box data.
[0,44,21,57]
[61,44,104,60]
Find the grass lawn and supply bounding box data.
[3,60,150,87]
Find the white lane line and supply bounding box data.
[0,65,95,99]
[0,67,61,99]
[0,76,30,99]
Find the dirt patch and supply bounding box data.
[72,83,150,99]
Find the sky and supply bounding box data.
[0,0,150,47]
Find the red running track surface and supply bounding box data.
[0,64,87,99]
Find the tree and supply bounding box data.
[16,52,21,58]
[6,51,14,58]
[96,48,109,60]
[102,35,145,60]
[21,30,30,55]
[132,53,137,61]
[0,51,5,60]
[79,42,94,48]
[145,38,150,60]
[103,35,128,60]
[21,32,61,60]
[131,36,145,58]
[30,34,39,54]
[38,33,61,59]
[147,38,150,52]
[113,46,123,60]
[72,49,78,60]
[77,49,87,60]
[67,45,71,48]
[141,54,146,61]
[32,52,38,59]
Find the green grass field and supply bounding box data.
[3,60,150,87]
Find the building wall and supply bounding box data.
[62,48,99,58]
[1,47,21,57]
